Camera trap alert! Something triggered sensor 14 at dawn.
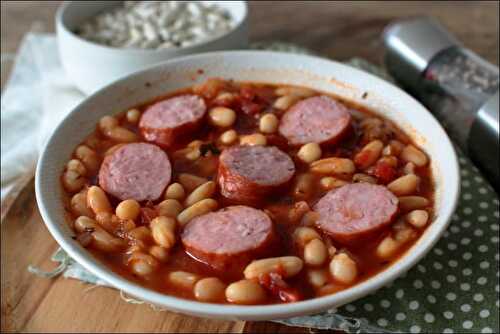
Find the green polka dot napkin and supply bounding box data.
[26,39,498,333]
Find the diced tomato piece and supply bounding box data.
[259,272,302,303]
[371,161,397,184]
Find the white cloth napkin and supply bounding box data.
[1,33,86,220]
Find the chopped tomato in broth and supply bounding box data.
[62,79,435,305]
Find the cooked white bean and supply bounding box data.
[387,174,420,196]
[378,155,398,167]
[225,279,267,304]
[209,107,236,127]
[304,239,328,266]
[74,216,99,233]
[293,227,321,246]
[185,148,201,161]
[149,245,169,262]
[240,133,267,146]
[87,186,112,214]
[168,271,200,290]
[157,199,183,218]
[406,209,429,228]
[307,269,329,288]
[62,170,86,193]
[165,183,185,200]
[244,256,303,279]
[66,159,87,176]
[184,181,216,207]
[273,95,300,110]
[297,143,322,164]
[259,114,279,134]
[126,109,141,124]
[401,145,428,167]
[74,216,124,252]
[127,226,151,242]
[116,199,141,221]
[150,216,176,249]
[99,116,118,130]
[102,126,138,143]
[376,236,400,259]
[275,86,315,98]
[319,176,348,190]
[129,252,159,276]
[214,91,235,104]
[194,277,226,302]
[178,173,208,192]
[94,212,117,232]
[177,198,218,226]
[398,196,430,211]
[382,140,404,156]
[329,253,358,284]
[70,191,94,217]
[310,157,355,175]
[354,140,384,169]
[75,145,100,173]
[293,173,315,199]
[352,173,377,184]
[393,221,417,243]
[220,129,238,145]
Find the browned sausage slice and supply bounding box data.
[181,206,274,270]
[218,145,295,203]
[139,94,206,147]
[314,183,398,244]
[278,95,352,146]
[99,143,171,201]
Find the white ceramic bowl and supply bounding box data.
[56,1,248,95]
[36,51,460,321]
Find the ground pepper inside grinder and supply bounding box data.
[384,17,499,191]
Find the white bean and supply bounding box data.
[398,196,430,212]
[129,252,159,276]
[209,107,236,127]
[87,186,112,214]
[273,95,300,110]
[401,145,428,167]
[406,209,429,228]
[102,126,138,143]
[178,173,208,192]
[150,216,176,249]
[293,173,315,199]
[293,227,321,247]
[225,280,267,304]
[168,271,200,290]
[352,173,377,184]
[307,269,329,288]
[310,157,355,175]
[70,191,94,217]
[329,253,358,284]
[244,256,303,279]
[157,199,183,218]
[297,143,322,164]
[177,198,218,226]
[240,133,267,146]
[194,277,226,302]
[259,114,279,134]
[220,129,238,145]
[115,199,141,221]
[319,176,348,190]
[376,236,400,259]
[126,109,141,124]
[354,140,384,169]
[66,159,87,176]
[149,245,169,262]
[62,170,86,193]
[165,183,185,200]
[184,181,216,207]
[387,174,420,196]
[304,239,328,266]
[75,145,100,174]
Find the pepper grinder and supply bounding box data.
[383,17,499,191]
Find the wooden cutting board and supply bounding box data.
[1,1,497,332]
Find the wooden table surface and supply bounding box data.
[1,1,498,333]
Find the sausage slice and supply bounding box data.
[181,206,274,270]
[278,95,352,146]
[99,143,171,201]
[314,183,398,244]
[139,94,206,147]
[218,145,295,203]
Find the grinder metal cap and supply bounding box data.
[383,17,461,89]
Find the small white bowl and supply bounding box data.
[36,51,460,321]
[56,1,248,94]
